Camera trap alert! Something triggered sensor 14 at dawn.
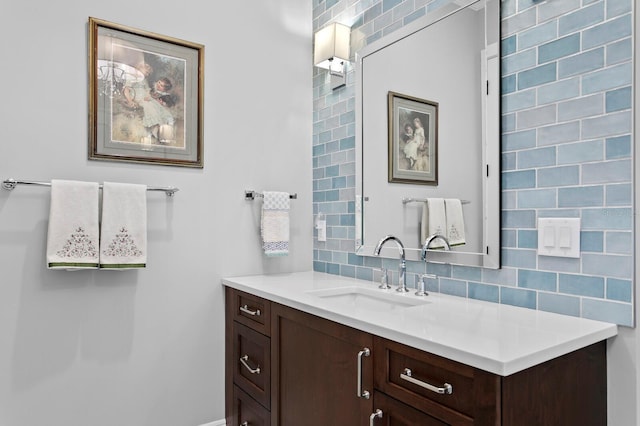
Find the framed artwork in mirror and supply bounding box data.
[88,17,204,168]
[387,91,438,184]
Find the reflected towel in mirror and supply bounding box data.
[420,198,446,249]
[445,198,465,247]
[420,198,466,249]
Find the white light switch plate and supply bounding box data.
[537,218,580,258]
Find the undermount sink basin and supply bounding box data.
[306,286,430,312]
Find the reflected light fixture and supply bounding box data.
[314,22,351,90]
[97,60,145,97]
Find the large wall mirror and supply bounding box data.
[355,0,501,268]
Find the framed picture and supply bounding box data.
[387,91,438,184]
[88,17,204,168]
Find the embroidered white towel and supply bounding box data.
[420,198,447,249]
[261,191,290,257]
[445,198,466,247]
[46,180,100,269]
[99,182,147,269]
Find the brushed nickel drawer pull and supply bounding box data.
[369,409,383,425]
[357,347,371,399]
[240,355,261,374]
[240,305,261,316]
[401,368,453,395]
[240,422,248,426]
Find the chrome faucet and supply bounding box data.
[421,233,451,261]
[373,235,409,292]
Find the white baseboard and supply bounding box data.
[198,420,225,426]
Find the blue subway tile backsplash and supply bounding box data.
[468,282,500,303]
[313,0,634,326]
[501,286,537,309]
[581,231,604,252]
[558,2,603,35]
[519,269,558,292]
[606,86,633,112]
[607,278,632,303]
[582,14,632,49]
[606,38,632,65]
[539,292,582,317]
[582,62,633,94]
[538,34,580,63]
[606,183,632,206]
[558,186,604,208]
[557,47,604,78]
[557,94,604,121]
[559,273,605,298]
[517,63,557,90]
[537,165,580,187]
[606,135,632,159]
[557,140,604,164]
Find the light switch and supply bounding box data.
[543,226,555,247]
[558,226,571,248]
[537,218,580,258]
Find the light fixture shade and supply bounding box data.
[314,22,351,70]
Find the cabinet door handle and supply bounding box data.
[240,422,248,426]
[239,355,261,374]
[400,368,453,394]
[239,305,261,316]
[369,409,383,425]
[357,347,371,399]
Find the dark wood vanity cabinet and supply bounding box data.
[373,334,607,426]
[226,288,272,426]
[271,303,374,425]
[225,287,607,425]
[226,287,374,425]
[373,337,499,425]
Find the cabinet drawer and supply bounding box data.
[233,322,271,409]
[229,288,271,336]
[372,391,461,426]
[373,337,498,424]
[233,385,271,426]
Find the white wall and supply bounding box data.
[0,1,312,425]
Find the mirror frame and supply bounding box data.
[354,0,501,268]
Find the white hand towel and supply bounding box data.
[420,198,447,249]
[445,198,466,247]
[46,180,100,269]
[99,182,147,269]
[261,191,290,257]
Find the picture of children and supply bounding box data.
[399,113,430,172]
[109,49,186,148]
[91,18,203,167]
[140,77,176,144]
[412,116,429,172]
[398,123,414,170]
[388,92,437,184]
[402,124,419,169]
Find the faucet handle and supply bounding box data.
[415,274,435,296]
[379,268,391,289]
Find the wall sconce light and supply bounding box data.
[314,22,351,90]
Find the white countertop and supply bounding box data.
[222,271,618,376]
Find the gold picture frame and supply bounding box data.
[88,17,204,168]
[388,91,438,184]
